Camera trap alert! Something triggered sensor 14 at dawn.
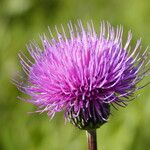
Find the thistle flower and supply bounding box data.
[14,21,150,131]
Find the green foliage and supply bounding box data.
[0,0,150,149]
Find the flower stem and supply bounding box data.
[86,129,97,150]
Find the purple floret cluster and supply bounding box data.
[14,21,150,129]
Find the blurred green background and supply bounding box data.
[0,0,150,149]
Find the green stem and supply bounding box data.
[86,129,97,150]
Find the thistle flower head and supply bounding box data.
[15,21,150,130]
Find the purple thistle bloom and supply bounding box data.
[15,21,150,130]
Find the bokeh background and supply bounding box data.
[0,0,150,149]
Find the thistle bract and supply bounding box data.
[15,21,150,130]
